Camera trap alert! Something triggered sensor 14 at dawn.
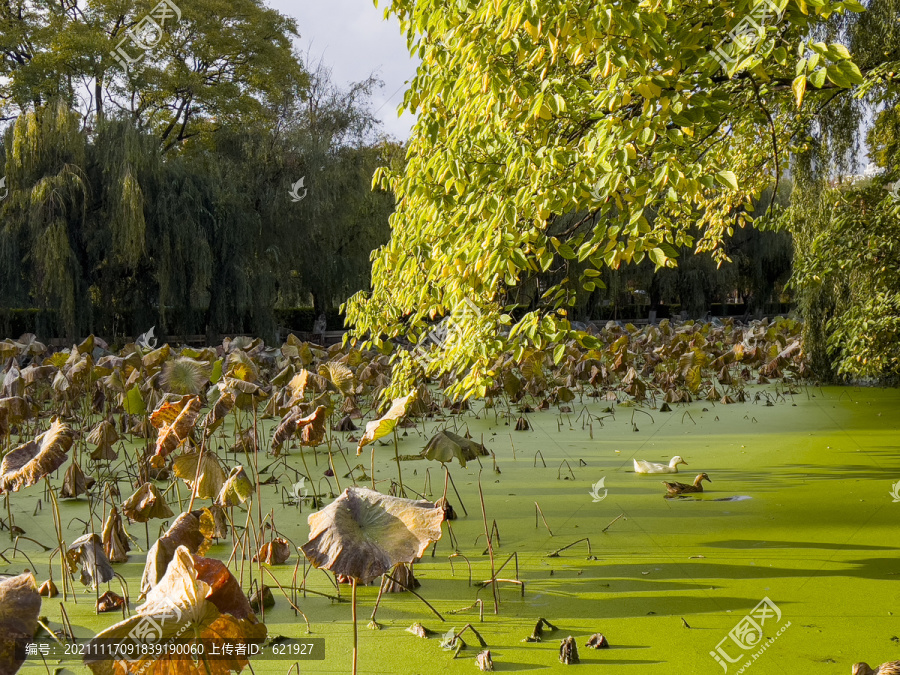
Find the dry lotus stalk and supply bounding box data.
[121,482,174,522]
[0,572,41,674]
[149,395,202,467]
[102,505,131,563]
[0,418,73,493]
[356,392,415,456]
[301,486,443,585]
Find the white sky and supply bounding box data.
[269,0,419,140]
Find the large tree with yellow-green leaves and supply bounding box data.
[344,0,893,399]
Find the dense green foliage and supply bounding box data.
[784,0,900,381]
[346,0,888,398]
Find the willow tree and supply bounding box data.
[0,102,89,336]
[781,0,900,381]
[345,0,876,399]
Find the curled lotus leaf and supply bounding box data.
[422,430,488,468]
[173,452,227,500]
[140,512,211,594]
[121,482,175,522]
[0,419,73,493]
[150,395,202,467]
[253,538,291,565]
[87,418,119,447]
[102,505,131,563]
[300,486,443,584]
[356,392,415,456]
[0,396,30,425]
[216,466,254,507]
[0,572,41,675]
[59,460,94,499]
[67,533,115,588]
[89,546,264,675]
[272,405,327,452]
[318,361,355,396]
[203,390,235,435]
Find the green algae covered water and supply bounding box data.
[9,385,900,675]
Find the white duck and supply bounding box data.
[633,455,687,474]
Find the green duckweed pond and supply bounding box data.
[8,385,900,675]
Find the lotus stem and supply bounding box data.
[351,578,358,675]
[477,471,499,615]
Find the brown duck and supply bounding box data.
[662,473,711,497]
[853,662,900,675]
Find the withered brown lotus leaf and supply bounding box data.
[67,533,115,587]
[514,417,530,431]
[102,505,131,563]
[90,442,118,461]
[88,546,265,675]
[272,405,327,452]
[559,636,579,664]
[228,428,258,453]
[122,482,174,522]
[585,633,609,649]
[173,452,227,500]
[60,460,94,498]
[476,649,494,671]
[87,419,119,447]
[97,590,124,613]
[300,486,443,585]
[203,390,234,435]
[253,538,291,565]
[334,414,358,431]
[150,395,202,467]
[140,512,211,594]
[0,419,73,493]
[38,578,58,597]
[0,572,41,675]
